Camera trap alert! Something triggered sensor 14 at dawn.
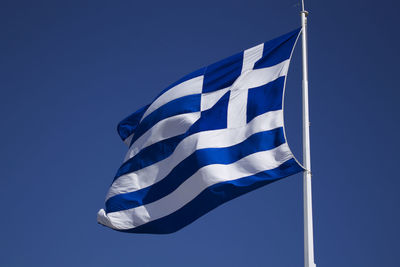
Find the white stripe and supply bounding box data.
[124,112,201,161]
[141,75,204,122]
[107,109,283,200]
[98,143,293,230]
[227,44,264,128]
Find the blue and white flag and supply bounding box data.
[97,28,304,234]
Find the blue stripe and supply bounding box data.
[117,104,150,142]
[113,134,186,182]
[254,28,301,69]
[246,76,285,123]
[106,127,287,213]
[117,158,303,234]
[202,51,243,93]
[129,94,201,147]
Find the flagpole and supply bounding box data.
[300,1,316,267]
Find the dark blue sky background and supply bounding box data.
[1,0,399,266]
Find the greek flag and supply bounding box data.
[97,28,304,234]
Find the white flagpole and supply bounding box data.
[300,1,316,267]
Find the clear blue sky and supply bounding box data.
[1,0,399,266]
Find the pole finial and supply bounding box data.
[301,10,309,17]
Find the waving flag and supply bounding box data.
[97,28,304,234]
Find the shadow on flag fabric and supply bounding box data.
[97,28,304,234]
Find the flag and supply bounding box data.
[97,28,304,234]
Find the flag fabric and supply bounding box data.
[97,28,304,234]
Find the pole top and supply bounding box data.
[300,10,309,17]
